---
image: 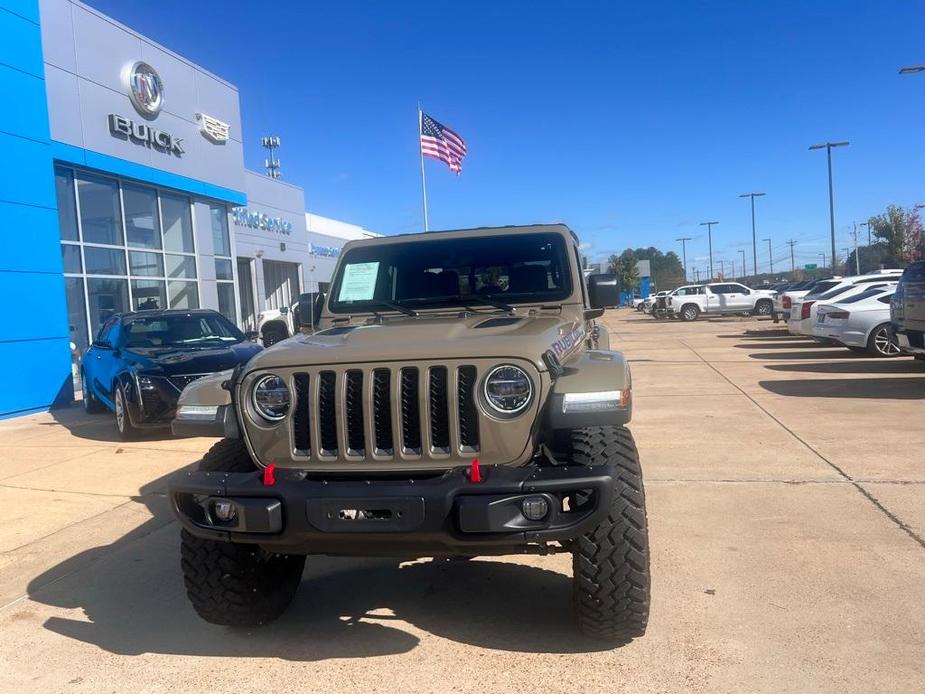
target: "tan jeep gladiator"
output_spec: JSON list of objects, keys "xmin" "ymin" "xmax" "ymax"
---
[{"xmin": 168, "ymin": 224, "xmax": 650, "ymax": 643}]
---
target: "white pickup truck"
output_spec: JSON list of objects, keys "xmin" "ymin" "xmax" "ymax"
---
[{"xmin": 666, "ymin": 282, "xmax": 776, "ymax": 321}]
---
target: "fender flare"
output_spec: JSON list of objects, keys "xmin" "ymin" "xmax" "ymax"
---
[{"xmin": 543, "ymin": 350, "xmax": 632, "ymax": 430}]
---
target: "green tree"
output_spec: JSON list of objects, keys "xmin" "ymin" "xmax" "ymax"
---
[
  {"xmin": 607, "ymin": 250, "xmax": 640, "ymax": 292},
  {"xmin": 868, "ymin": 204, "xmax": 922, "ymax": 264}
]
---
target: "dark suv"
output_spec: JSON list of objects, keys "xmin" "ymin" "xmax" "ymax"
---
[{"xmin": 891, "ymin": 260, "xmax": 925, "ymax": 359}]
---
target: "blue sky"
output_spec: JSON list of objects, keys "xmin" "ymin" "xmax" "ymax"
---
[{"xmin": 87, "ymin": 0, "xmax": 925, "ymax": 274}]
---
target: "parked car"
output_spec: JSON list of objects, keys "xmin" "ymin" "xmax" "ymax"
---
[
  {"xmin": 257, "ymin": 292, "xmax": 328, "ymax": 345},
  {"xmin": 80, "ymin": 309, "xmax": 262, "ymax": 440},
  {"xmin": 813, "ymin": 286, "xmax": 902, "ymax": 357},
  {"xmin": 642, "ymin": 290, "xmax": 669, "ymax": 315},
  {"xmin": 776, "ymin": 278, "xmax": 842, "ymax": 324},
  {"xmin": 788, "ymin": 271, "xmax": 903, "ymax": 336},
  {"xmin": 632, "ymin": 296, "xmax": 647, "ymax": 310},
  {"xmin": 891, "ymin": 260, "xmax": 925, "ymax": 359},
  {"xmin": 665, "ymin": 282, "xmax": 775, "ymax": 321}
]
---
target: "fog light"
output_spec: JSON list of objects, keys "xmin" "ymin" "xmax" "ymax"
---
[
  {"xmin": 212, "ymin": 499, "xmax": 237, "ymax": 522},
  {"xmin": 522, "ymin": 495, "xmax": 549, "ymax": 521}
]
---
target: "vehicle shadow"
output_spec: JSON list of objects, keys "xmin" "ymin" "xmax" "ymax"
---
[
  {"xmin": 759, "ymin": 377, "xmax": 925, "ymax": 399},
  {"xmin": 47, "ymin": 402, "xmax": 176, "ymax": 443},
  {"xmin": 747, "ymin": 350, "xmax": 867, "ymax": 360},
  {"xmin": 26, "ymin": 470, "xmax": 610, "ymax": 659},
  {"xmin": 764, "ymin": 360, "xmax": 925, "ymax": 375},
  {"xmin": 734, "ymin": 341, "xmax": 842, "ymax": 350},
  {"xmin": 717, "ymin": 328, "xmax": 788, "ymax": 340}
]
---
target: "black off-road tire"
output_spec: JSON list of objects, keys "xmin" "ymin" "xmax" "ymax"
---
[
  {"xmin": 180, "ymin": 438, "xmax": 306, "ymax": 626},
  {"xmin": 570, "ymin": 426, "xmax": 650, "ymax": 644}
]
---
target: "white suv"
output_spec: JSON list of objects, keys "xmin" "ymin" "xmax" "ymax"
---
[{"xmin": 667, "ymin": 282, "xmax": 775, "ymax": 321}]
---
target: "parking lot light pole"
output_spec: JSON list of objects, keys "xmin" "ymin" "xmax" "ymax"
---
[
  {"xmin": 819, "ymin": 252, "xmax": 826, "ymax": 271},
  {"xmin": 859, "ymin": 221, "xmax": 871, "ymax": 246},
  {"xmin": 738, "ymin": 249, "xmax": 746, "ymax": 281},
  {"xmin": 676, "ymin": 237, "xmax": 692, "ymax": 282},
  {"xmin": 762, "ymin": 237, "xmax": 773, "ymax": 273},
  {"xmin": 700, "ymin": 221, "xmax": 719, "ymax": 279},
  {"xmin": 739, "ymin": 192, "xmax": 765, "ymax": 277},
  {"xmin": 809, "ymin": 141, "xmax": 849, "ymax": 273}
]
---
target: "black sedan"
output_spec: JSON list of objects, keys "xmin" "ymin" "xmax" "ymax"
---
[{"xmin": 80, "ymin": 309, "xmax": 262, "ymax": 439}]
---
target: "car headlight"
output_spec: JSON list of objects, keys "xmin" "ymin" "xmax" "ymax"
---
[
  {"xmin": 483, "ymin": 365, "xmax": 533, "ymax": 415},
  {"xmin": 251, "ymin": 374, "xmax": 290, "ymax": 422}
]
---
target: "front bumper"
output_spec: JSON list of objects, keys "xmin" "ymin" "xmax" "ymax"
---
[{"xmin": 169, "ymin": 463, "xmax": 617, "ymax": 556}]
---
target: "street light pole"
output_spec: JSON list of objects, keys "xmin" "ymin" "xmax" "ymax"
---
[
  {"xmin": 676, "ymin": 237, "xmax": 692, "ymax": 282},
  {"xmin": 738, "ymin": 249, "xmax": 746, "ymax": 281},
  {"xmin": 819, "ymin": 252, "xmax": 826, "ymax": 271},
  {"xmin": 762, "ymin": 237, "xmax": 773, "ymax": 274},
  {"xmin": 700, "ymin": 221, "xmax": 719, "ymax": 279},
  {"xmin": 809, "ymin": 141, "xmax": 849, "ymax": 273},
  {"xmin": 739, "ymin": 192, "xmax": 766, "ymax": 277},
  {"xmin": 787, "ymin": 240, "xmax": 797, "ymax": 272},
  {"xmin": 859, "ymin": 221, "xmax": 871, "ymax": 246}
]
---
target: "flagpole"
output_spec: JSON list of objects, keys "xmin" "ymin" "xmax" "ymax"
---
[{"xmin": 418, "ymin": 104, "xmax": 429, "ymax": 232}]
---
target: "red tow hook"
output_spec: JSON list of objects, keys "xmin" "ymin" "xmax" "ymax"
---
[
  {"xmin": 262, "ymin": 463, "xmax": 277, "ymax": 486},
  {"xmin": 468, "ymin": 458, "xmax": 483, "ymax": 483}
]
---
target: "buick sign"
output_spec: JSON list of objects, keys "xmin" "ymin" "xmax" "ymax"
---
[
  {"xmin": 109, "ymin": 114, "xmax": 184, "ymax": 156},
  {"xmin": 122, "ymin": 61, "xmax": 164, "ymax": 117}
]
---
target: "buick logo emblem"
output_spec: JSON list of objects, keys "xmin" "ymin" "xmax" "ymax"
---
[{"xmin": 122, "ymin": 61, "xmax": 163, "ymax": 117}]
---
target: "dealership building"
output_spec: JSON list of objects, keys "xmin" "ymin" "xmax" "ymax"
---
[{"xmin": 1, "ymin": 0, "xmax": 376, "ymax": 418}]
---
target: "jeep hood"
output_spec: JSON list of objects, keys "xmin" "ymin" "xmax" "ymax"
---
[{"xmin": 242, "ymin": 313, "xmax": 587, "ymax": 373}]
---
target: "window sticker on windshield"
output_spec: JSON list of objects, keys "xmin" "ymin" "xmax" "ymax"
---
[{"xmin": 338, "ymin": 262, "xmax": 380, "ymax": 302}]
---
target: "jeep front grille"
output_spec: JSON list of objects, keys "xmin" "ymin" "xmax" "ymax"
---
[{"xmin": 289, "ymin": 364, "xmax": 482, "ymax": 463}]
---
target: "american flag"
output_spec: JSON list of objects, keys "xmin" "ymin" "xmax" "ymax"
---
[{"xmin": 420, "ymin": 112, "xmax": 467, "ymax": 174}]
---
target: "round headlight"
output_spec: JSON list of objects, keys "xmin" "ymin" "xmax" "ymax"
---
[
  {"xmin": 252, "ymin": 374, "xmax": 290, "ymax": 422},
  {"xmin": 483, "ymin": 365, "xmax": 533, "ymax": 415}
]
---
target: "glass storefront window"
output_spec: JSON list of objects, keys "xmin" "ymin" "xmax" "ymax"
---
[
  {"xmin": 166, "ymin": 254, "xmax": 197, "ymax": 279},
  {"xmin": 161, "ymin": 193, "xmax": 195, "ymax": 253},
  {"xmin": 168, "ymin": 281, "xmax": 199, "ymax": 309},
  {"xmin": 61, "ymin": 244, "xmax": 82, "ymax": 273},
  {"xmin": 87, "ymin": 277, "xmax": 129, "ymax": 335},
  {"xmin": 128, "ymin": 250, "xmax": 164, "ymax": 277},
  {"xmin": 84, "ymin": 246, "xmax": 127, "ymax": 276},
  {"xmin": 123, "ymin": 184, "xmax": 161, "ymax": 249},
  {"xmin": 210, "ymin": 205, "xmax": 231, "ymax": 256},
  {"xmin": 131, "ymin": 279, "xmax": 167, "ymax": 311},
  {"xmin": 65, "ymin": 277, "xmax": 88, "ymax": 354},
  {"xmin": 77, "ymin": 173, "xmax": 123, "ymax": 245},
  {"xmin": 215, "ymin": 258, "xmax": 233, "ymax": 280},
  {"xmin": 55, "ymin": 167, "xmax": 79, "ymax": 242},
  {"xmin": 217, "ymin": 283, "xmax": 236, "ymax": 323}
]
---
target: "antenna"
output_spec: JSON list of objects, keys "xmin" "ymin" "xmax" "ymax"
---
[{"xmin": 262, "ymin": 135, "xmax": 281, "ymax": 179}]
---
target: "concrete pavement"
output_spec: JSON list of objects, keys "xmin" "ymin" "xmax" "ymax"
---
[{"xmin": 1, "ymin": 311, "xmax": 923, "ymax": 692}]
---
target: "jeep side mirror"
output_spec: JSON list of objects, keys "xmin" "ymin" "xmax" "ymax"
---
[
  {"xmin": 588, "ymin": 273, "xmax": 620, "ymax": 310},
  {"xmin": 297, "ymin": 292, "xmax": 325, "ymax": 329}
]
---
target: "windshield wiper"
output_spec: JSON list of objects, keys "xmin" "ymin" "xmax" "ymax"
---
[
  {"xmin": 465, "ymin": 294, "xmax": 515, "ymax": 313},
  {"xmin": 368, "ymin": 299, "xmax": 419, "ymax": 317}
]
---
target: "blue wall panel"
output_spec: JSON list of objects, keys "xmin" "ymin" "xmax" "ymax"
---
[
  {"xmin": 0, "ymin": 0, "xmax": 73, "ymax": 417},
  {"xmin": 0, "ymin": 200, "xmax": 61, "ymax": 273}
]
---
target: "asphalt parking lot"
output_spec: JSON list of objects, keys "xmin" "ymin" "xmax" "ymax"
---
[{"xmin": 1, "ymin": 310, "xmax": 924, "ymax": 693}]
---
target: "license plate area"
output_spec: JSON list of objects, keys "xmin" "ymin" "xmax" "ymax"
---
[{"xmin": 307, "ymin": 497, "xmax": 425, "ymax": 533}]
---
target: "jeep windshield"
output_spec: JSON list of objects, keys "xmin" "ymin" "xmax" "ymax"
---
[{"xmin": 328, "ymin": 232, "xmax": 573, "ymax": 313}]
